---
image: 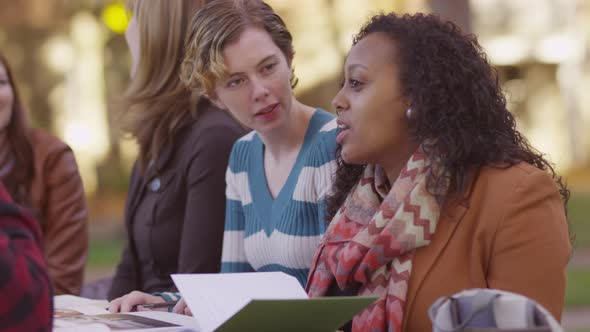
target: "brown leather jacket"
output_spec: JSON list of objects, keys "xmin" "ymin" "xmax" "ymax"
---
[{"xmin": 27, "ymin": 129, "xmax": 88, "ymax": 295}]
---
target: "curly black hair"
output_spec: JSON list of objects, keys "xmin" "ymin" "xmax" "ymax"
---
[{"xmin": 326, "ymin": 13, "xmax": 570, "ymax": 226}]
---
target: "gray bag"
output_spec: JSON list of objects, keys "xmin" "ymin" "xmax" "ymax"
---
[{"xmin": 428, "ymin": 289, "xmax": 563, "ymax": 332}]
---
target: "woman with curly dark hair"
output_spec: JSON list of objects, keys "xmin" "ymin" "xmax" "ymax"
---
[{"xmin": 306, "ymin": 12, "xmax": 571, "ymax": 332}]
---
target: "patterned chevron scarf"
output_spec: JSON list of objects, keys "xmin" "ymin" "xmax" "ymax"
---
[{"xmin": 306, "ymin": 149, "xmax": 448, "ymax": 332}]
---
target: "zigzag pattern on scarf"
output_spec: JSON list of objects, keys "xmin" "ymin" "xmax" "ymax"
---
[{"xmin": 306, "ymin": 149, "xmax": 448, "ymax": 332}]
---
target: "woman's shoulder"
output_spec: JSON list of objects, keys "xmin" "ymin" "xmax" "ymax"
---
[
  {"xmin": 187, "ymin": 105, "xmax": 245, "ymax": 138},
  {"xmin": 182, "ymin": 107, "xmax": 254, "ymax": 173},
  {"xmin": 28, "ymin": 128, "xmax": 70, "ymax": 153},
  {"xmin": 476, "ymin": 162, "xmax": 559, "ymax": 193},
  {"xmin": 28, "ymin": 128, "xmax": 75, "ymax": 166},
  {"xmin": 27, "ymin": 129, "xmax": 80, "ymax": 182},
  {"xmin": 226, "ymin": 131, "xmax": 257, "ymax": 172},
  {"xmin": 463, "ymin": 162, "xmax": 564, "ymax": 218},
  {"xmin": 304, "ymin": 110, "xmax": 338, "ymax": 166},
  {"xmin": 178, "ymin": 106, "xmax": 247, "ymax": 155},
  {"xmin": 456, "ymin": 162, "xmax": 568, "ymax": 252},
  {"xmin": 310, "ymin": 109, "xmax": 337, "ymax": 139},
  {"xmin": 310, "ymin": 109, "xmax": 336, "ymax": 131}
]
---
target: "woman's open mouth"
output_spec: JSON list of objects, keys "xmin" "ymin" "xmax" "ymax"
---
[
  {"xmin": 336, "ymin": 120, "xmax": 350, "ymax": 144},
  {"xmin": 254, "ymin": 103, "xmax": 279, "ymax": 120}
]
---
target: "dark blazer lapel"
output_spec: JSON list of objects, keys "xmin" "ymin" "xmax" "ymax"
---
[
  {"xmin": 122, "ymin": 139, "xmax": 177, "ymax": 289},
  {"xmin": 126, "ymin": 142, "xmax": 175, "ymax": 223},
  {"xmin": 155, "ymin": 140, "xmax": 174, "ymax": 173},
  {"xmin": 126, "ymin": 163, "xmax": 151, "ymax": 226},
  {"xmin": 125, "ymin": 162, "xmax": 143, "ymax": 224},
  {"xmin": 122, "ymin": 162, "xmax": 151, "ymax": 289}
]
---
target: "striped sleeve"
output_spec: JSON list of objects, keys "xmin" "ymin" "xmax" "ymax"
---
[
  {"xmin": 151, "ymin": 291, "xmax": 182, "ymax": 312},
  {"xmin": 221, "ymin": 140, "xmax": 255, "ymax": 273},
  {"xmin": 314, "ymin": 119, "xmax": 339, "ymax": 200},
  {"xmin": 294, "ymin": 118, "xmax": 339, "ymax": 225},
  {"xmin": 316, "ymin": 120, "xmax": 338, "ymax": 226}
]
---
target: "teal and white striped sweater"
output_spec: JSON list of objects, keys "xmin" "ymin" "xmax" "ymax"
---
[{"xmin": 221, "ymin": 109, "xmax": 338, "ymax": 287}]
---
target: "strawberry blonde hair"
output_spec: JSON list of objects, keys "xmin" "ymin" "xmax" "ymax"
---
[{"xmin": 181, "ymin": 0, "xmax": 297, "ymax": 98}]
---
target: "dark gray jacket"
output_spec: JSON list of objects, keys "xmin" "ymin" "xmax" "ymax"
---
[{"xmin": 108, "ymin": 103, "xmax": 245, "ymax": 300}]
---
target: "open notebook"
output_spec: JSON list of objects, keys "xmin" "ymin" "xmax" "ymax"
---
[{"xmin": 54, "ymin": 272, "xmax": 376, "ymax": 332}]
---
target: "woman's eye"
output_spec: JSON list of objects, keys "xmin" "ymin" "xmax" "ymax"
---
[
  {"xmin": 262, "ymin": 63, "xmax": 276, "ymax": 73},
  {"xmin": 227, "ymin": 78, "xmax": 243, "ymax": 88},
  {"xmin": 349, "ymin": 79, "xmax": 362, "ymax": 89}
]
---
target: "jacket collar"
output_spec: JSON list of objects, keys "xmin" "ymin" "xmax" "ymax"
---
[{"xmin": 402, "ymin": 170, "xmax": 480, "ymax": 330}]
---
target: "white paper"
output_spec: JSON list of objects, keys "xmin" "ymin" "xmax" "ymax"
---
[{"xmin": 172, "ymin": 272, "xmax": 308, "ymax": 332}]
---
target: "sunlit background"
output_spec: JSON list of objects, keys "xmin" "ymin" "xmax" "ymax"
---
[{"xmin": 1, "ymin": 1, "xmax": 589, "ymax": 330}]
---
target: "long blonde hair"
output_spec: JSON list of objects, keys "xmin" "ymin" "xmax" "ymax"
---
[
  {"xmin": 181, "ymin": 0, "xmax": 297, "ymax": 98},
  {"xmin": 120, "ymin": 0, "xmax": 205, "ymax": 173}
]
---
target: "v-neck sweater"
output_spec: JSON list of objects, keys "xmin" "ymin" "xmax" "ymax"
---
[{"xmin": 221, "ymin": 109, "xmax": 338, "ymax": 287}]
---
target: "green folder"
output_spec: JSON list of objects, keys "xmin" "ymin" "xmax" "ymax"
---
[{"xmin": 215, "ymin": 296, "xmax": 378, "ymax": 332}]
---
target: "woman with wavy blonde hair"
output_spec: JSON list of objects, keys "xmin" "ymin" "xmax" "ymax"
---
[
  {"xmin": 107, "ymin": 0, "xmax": 245, "ymax": 303},
  {"xmin": 109, "ymin": 0, "xmax": 340, "ymax": 313}
]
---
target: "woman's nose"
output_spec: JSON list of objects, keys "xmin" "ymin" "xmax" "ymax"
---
[
  {"xmin": 252, "ymin": 77, "xmax": 270, "ymax": 101},
  {"xmin": 332, "ymin": 92, "xmax": 348, "ymax": 116}
]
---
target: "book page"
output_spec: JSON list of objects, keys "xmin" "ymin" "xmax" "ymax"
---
[
  {"xmin": 54, "ymin": 323, "xmax": 110, "ymax": 332},
  {"xmin": 54, "ymin": 313, "xmax": 190, "ymax": 331},
  {"xmin": 172, "ymin": 272, "xmax": 308, "ymax": 332},
  {"xmin": 55, "ymin": 295, "xmax": 110, "ymax": 315},
  {"xmin": 54, "ymin": 295, "xmax": 200, "ymax": 332}
]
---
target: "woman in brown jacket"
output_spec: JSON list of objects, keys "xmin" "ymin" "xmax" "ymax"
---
[
  {"xmin": 306, "ymin": 13, "xmax": 572, "ymax": 331},
  {"xmin": 107, "ymin": 0, "xmax": 245, "ymax": 302},
  {"xmin": 0, "ymin": 52, "xmax": 88, "ymax": 295}
]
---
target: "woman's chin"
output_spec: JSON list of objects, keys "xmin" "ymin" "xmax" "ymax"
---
[{"xmin": 341, "ymin": 149, "xmax": 364, "ymax": 165}]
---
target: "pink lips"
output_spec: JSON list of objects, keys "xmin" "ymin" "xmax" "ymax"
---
[
  {"xmin": 336, "ymin": 119, "xmax": 350, "ymax": 144},
  {"xmin": 255, "ymin": 103, "xmax": 278, "ymax": 115},
  {"xmin": 336, "ymin": 129, "xmax": 349, "ymax": 144},
  {"xmin": 254, "ymin": 103, "xmax": 279, "ymax": 121}
]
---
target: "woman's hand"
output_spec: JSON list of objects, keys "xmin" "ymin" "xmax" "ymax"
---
[
  {"xmin": 108, "ymin": 291, "xmax": 165, "ymax": 313},
  {"xmin": 172, "ymin": 298, "xmax": 192, "ymax": 316}
]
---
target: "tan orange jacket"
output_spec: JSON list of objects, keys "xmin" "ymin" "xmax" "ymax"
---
[{"xmin": 402, "ymin": 163, "xmax": 570, "ymax": 331}]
